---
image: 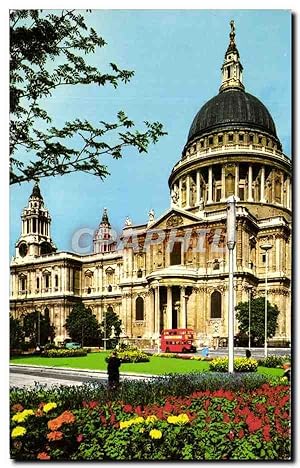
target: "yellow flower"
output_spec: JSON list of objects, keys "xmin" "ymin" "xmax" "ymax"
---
[
  {"xmin": 11, "ymin": 426, "xmax": 27, "ymax": 438},
  {"xmin": 132, "ymin": 416, "xmax": 144, "ymax": 425},
  {"xmin": 149, "ymin": 429, "xmax": 162, "ymax": 439},
  {"xmin": 12, "ymin": 409, "xmax": 34, "ymax": 423},
  {"xmin": 139, "ymin": 428, "xmax": 145, "ymax": 433},
  {"xmin": 167, "ymin": 415, "xmax": 178, "ymax": 424},
  {"xmin": 167, "ymin": 414, "xmax": 189, "ymax": 425},
  {"xmin": 43, "ymin": 402, "xmax": 57, "ymax": 413},
  {"xmin": 145, "ymin": 415, "xmax": 158, "ymax": 424},
  {"xmin": 177, "ymin": 413, "xmax": 190, "ymax": 425},
  {"xmin": 119, "ymin": 420, "xmax": 132, "ymax": 429}
]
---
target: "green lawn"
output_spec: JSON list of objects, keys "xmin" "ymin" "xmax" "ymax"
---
[{"xmin": 10, "ymin": 353, "xmax": 284, "ymax": 377}]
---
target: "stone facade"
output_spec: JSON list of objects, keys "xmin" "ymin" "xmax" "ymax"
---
[{"xmin": 10, "ymin": 23, "xmax": 291, "ymax": 347}]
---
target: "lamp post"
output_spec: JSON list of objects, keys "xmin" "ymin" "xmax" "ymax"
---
[
  {"xmin": 246, "ymin": 285, "xmax": 253, "ymax": 351},
  {"xmin": 227, "ymin": 195, "xmax": 238, "ymax": 373},
  {"xmin": 104, "ymin": 310, "xmax": 107, "ymax": 351},
  {"xmin": 260, "ymin": 243, "xmax": 272, "ymax": 358}
]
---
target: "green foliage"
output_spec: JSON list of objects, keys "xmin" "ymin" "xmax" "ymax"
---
[
  {"xmin": 42, "ymin": 348, "xmax": 87, "ymax": 358},
  {"xmin": 235, "ymin": 297, "xmax": 280, "ymax": 346},
  {"xmin": 10, "ymin": 10, "xmax": 166, "ymax": 185},
  {"xmin": 23, "ymin": 309, "xmax": 55, "ymax": 347},
  {"xmin": 10, "ymin": 381, "xmax": 290, "ymax": 460},
  {"xmin": 10, "ymin": 314, "xmax": 25, "ymax": 350},
  {"xmin": 65, "ymin": 303, "xmax": 101, "ymax": 347},
  {"xmin": 209, "ymin": 357, "xmax": 258, "ymax": 373},
  {"xmin": 100, "ymin": 309, "xmax": 122, "ymax": 349},
  {"xmin": 257, "ymin": 355, "xmax": 290, "ymax": 368}
]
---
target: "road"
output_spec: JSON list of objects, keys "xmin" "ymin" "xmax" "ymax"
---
[{"xmin": 10, "ymin": 365, "xmax": 155, "ymax": 389}]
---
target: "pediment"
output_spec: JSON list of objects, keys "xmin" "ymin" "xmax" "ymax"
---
[{"xmin": 147, "ymin": 207, "xmax": 201, "ymax": 231}]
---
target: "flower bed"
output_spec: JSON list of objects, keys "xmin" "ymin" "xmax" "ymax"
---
[
  {"xmin": 10, "ymin": 375, "xmax": 290, "ymax": 460},
  {"xmin": 209, "ymin": 357, "xmax": 258, "ymax": 372},
  {"xmin": 42, "ymin": 349, "xmax": 87, "ymax": 358},
  {"xmin": 106, "ymin": 350, "xmax": 150, "ymax": 363},
  {"xmin": 257, "ymin": 355, "xmax": 291, "ymax": 368}
]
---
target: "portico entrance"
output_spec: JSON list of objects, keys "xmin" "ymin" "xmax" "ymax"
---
[{"xmin": 152, "ymin": 284, "xmax": 193, "ymax": 333}]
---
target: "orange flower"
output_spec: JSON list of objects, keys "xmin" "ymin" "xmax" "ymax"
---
[
  {"xmin": 47, "ymin": 431, "xmax": 63, "ymax": 441},
  {"xmin": 35, "ymin": 409, "xmax": 44, "ymax": 417},
  {"xmin": 48, "ymin": 418, "xmax": 62, "ymax": 431},
  {"xmin": 37, "ymin": 452, "xmax": 51, "ymax": 460},
  {"xmin": 11, "ymin": 404, "xmax": 24, "ymax": 413},
  {"xmin": 60, "ymin": 411, "xmax": 75, "ymax": 424},
  {"xmin": 48, "ymin": 410, "xmax": 75, "ymax": 431}
]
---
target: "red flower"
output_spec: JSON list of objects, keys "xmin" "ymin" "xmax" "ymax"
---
[
  {"xmin": 123, "ymin": 404, "xmax": 133, "ymax": 413},
  {"xmin": 100, "ymin": 415, "xmax": 107, "ymax": 425},
  {"xmin": 77, "ymin": 434, "xmax": 84, "ymax": 443},
  {"xmin": 246, "ymin": 413, "xmax": 262, "ymax": 432},
  {"xmin": 205, "ymin": 416, "xmax": 211, "ymax": 423},
  {"xmin": 135, "ymin": 405, "xmax": 143, "ymax": 416},
  {"xmin": 238, "ymin": 429, "xmax": 245, "ymax": 439},
  {"xmin": 223, "ymin": 413, "xmax": 230, "ymax": 423},
  {"xmin": 228, "ymin": 430, "xmax": 235, "ymax": 440},
  {"xmin": 164, "ymin": 402, "xmax": 173, "ymax": 413},
  {"xmin": 88, "ymin": 400, "xmax": 99, "ymax": 409},
  {"xmin": 110, "ymin": 413, "xmax": 116, "ymax": 424},
  {"xmin": 203, "ymin": 399, "xmax": 211, "ymax": 410},
  {"xmin": 262, "ymin": 424, "xmax": 271, "ymax": 442},
  {"xmin": 37, "ymin": 452, "xmax": 51, "ymax": 460}
]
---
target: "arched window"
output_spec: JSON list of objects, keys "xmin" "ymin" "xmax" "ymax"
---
[
  {"xmin": 108, "ymin": 285, "xmax": 112, "ymax": 292},
  {"xmin": 211, "ymin": 290, "xmax": 222, "ymax": 318},
  {"xmin": 107, "ymin": 306, "xmax": 113, "ymax": 314},
  {"xmin": 137, "ymin": 269, "xmax": 143, "ymax": 278},
  {"xmin": 135, "ymin": 296, "xmax": 144, "ymax": 321}
]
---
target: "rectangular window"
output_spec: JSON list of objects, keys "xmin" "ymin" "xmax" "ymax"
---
[
  {"xmin": 239, "ymin": 187, "xmax": 244, "ymax": 201},
  {"xmin": 227, "ymin": 66, "xmax": 231, "ymax": 79},
  {"xmin": 170, "ymin": 242, "xmax": 182, "ymax": 266},
  {"xmin": 208, "ymin": 137, "xmax": 213, "ymax": 145},
  {"xmin": 45, "ymin": 275, "xmax": 49, "ymax": 288},
  {"xmin": 258, "ymin": 136, "xmax": 263, "ymax": 144},
  {"xmin": 262, "ymin": 253, "xmax": 266, "ymax": 263},
  {"xmin": 239, "ymin": 134, "xmax": 244, "ymax": 142},
  {"xmin": 228, "ymin": 134, "xmax": 234, "ymax": 142},
  {"xmin": 218, "ymin": 135, "xmax": 223, "ymax": 144},
  {"xmin": 36, "ymin": 277, "xmax": 39, "ymax": 289},
  {"xmin": 216, "ymin": 188, "xmax": 221, "ymax": 202},
  {"xmin": 249, "ymin": 134, "xmax": 254, "ymax": 143},
  {"xmin": 200, "ymin": 140, "xmax": 204, "ymax": 148}
]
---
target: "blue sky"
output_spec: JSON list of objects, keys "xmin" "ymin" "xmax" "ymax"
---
[{"xmin": 9, "ymin": 9, "xmax": 291, "ymax": 257}]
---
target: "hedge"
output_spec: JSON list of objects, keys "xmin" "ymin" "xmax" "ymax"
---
[{"xmin": 42, "ymin": 349, "xmax": 87, "ymax": 358}]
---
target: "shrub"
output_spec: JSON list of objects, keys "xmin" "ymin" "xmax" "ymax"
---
[
  {"xmin": 10, "ymin": 380, "xmax": 290, "ymax": 460},
  {"xmin": 209, "ymin": 357, "xmax": 258, "ymax": 372},
  {"xmin": 42, "ymin": 349, "xmax": 87, "ymax": 358},
  {"xmin": 257, "ymin": 355, "xmax": 290, "ymax": 368}
]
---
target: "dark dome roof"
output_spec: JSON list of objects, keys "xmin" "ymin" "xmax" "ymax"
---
[{"xmin": 187, "ymin": 89, "xmax": 279, "ymax": 143}]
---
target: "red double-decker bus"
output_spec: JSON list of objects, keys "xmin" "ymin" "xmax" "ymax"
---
[{"xmin": 160, "ymin": 328, "xmax": 197, "ymax": 353}]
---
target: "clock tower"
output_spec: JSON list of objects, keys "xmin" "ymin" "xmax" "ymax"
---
[{"xmin": 15, "ymin": 182, "xmax": 57, "ymax": 259}]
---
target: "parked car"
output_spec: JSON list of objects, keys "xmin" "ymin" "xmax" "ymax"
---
[{"xmin": 64, "ymin": 342, "xmax": 81, "ymax": 350}]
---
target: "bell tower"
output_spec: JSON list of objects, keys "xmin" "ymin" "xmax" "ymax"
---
[
  {"xmin": 15, "ymin": 182, "xmax": 57, "ymax": 259},
  {"xmin": 93, "ymin": 208, "xmax": 117, "ymax": 254},
  {"xmin": 219, "ymin": 20, "xmax": 244, "ymax": 93}
]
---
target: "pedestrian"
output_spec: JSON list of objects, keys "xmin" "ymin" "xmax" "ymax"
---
[
  {"xmin": 283, "ymin": 362, "xmax": 291, "ymax": 382},
  {"xmin": 107, "ymin": 351, "xmax": 121, "ymax": 389},
  {"xmin": 245, "ymin": 349, "xmax": 251, "ymax": 358}
]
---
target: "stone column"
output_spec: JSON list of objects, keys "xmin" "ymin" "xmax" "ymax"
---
[
  {"xmin": 167, "ymin": 286, "xmax": 173, "ymax": 329},
  {"xmin": 260, "ymin": 166, "xmax": 266, "ymax": 202},
  {"xmin": 208, "ymin": 166, "xmax": 213, "ymax": 203},
  {"xmin": 148, "ymin": 289, "xmax": 155, "ymax": 335},
  {"xmin": 221, "ymin": 165, "xmax": 226, "ymax": 201},
  {"xmin": 248, "ymin": 165, "xmax": 253, "ymax": 201},
  {"xmin": 286, "ymin": 177, "xmax": 290, "ymax": 209},
  {"xmin": 154, "ymin": 285, "xmax": 160, "ymax": 335},
  {"xmin": 180, "ymin": 286, "xmax": 186, "ymax": 328},
  {"xmin": 196, "ymin": 170, "xmax": 200, "ymax": 205},
  {"xmin": 234, "ymin": 164, "xmax": 239, "ymax": 197},
  {"xmin": 179, "ymin": 178, "xmax": 182, "ymax": 207},
  {"xmin": 186, "ymin": 175, "xmax": 190, "ymax": 208}
]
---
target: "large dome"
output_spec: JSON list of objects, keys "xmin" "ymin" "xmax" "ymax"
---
[{"xmin": 187, "ymin": 89, "xmax": 279, "ymax": 143}]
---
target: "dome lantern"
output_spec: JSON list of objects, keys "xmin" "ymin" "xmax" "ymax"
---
[{"xmin": 219, "ymin": 20, "xmax": 244, "ymax": 93}]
